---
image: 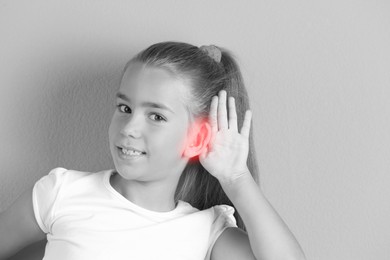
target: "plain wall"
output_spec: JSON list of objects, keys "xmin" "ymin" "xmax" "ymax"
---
[{"xmin": 1, "ymin": 0, "xmax": 389, "ymax": 259}]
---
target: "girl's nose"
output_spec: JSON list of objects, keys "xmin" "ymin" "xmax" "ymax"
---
[{"xmin": 120, "ymin": 115, "xmax": 142, "ymax": 138}]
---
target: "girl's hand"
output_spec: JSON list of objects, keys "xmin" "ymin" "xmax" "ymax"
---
[{"xmin": 199, "ymin": 90, "xmax": 252, "ymax": 186}]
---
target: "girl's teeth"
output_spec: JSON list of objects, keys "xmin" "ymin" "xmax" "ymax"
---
[{"xmin": 122, "ymin": 148, "xmax": 143, "ymax": 155}]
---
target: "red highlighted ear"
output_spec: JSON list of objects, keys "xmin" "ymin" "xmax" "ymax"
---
[{"xmin": 182, "ymin": 118, "xmax": 211, "ymax": 161}]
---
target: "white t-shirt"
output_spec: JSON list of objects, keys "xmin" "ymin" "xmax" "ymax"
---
[{"xmin": 32, "ymin": 168, "xmax": 237, "ymax": 260}]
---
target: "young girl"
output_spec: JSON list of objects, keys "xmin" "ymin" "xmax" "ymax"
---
[{"xmin": 0, "ymin": 42, "xmax": 305, "ymax": 260}]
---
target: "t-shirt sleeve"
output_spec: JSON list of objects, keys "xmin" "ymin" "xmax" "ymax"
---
[
  {"xmin": 205, "ymin": 205, "xmax": 238, "ymax": 260},
  {"xmin": 32, "ymin": 167, "xmax": 68, "ymax": 234}
]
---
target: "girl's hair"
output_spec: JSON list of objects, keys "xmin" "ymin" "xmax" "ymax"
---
[{"xmin": 124, "ymin": 42, "xmax": 259, "ymax": 230}]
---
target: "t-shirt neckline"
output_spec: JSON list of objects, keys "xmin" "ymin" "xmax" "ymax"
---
[{"xmin": 103, "ymin": 170, "xmax": 187, "ymax": 217}]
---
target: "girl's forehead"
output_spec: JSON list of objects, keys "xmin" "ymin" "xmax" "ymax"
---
[{"xmin": 119, "ymin": 63, "xmax": 191, "ymax": 114}]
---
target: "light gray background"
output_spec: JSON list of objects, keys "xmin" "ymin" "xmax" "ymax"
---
[{"xmin": 1, "ymin": 0, "xmax": 389, "ymax": 259}]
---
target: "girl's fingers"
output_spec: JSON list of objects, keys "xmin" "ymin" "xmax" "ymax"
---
[
  {"xmin": 218, "ymin": 90, "xmax": 228, "ymax": 130},
  {"xmin": 209, "ymin": 96, "xmax": 218, "ymax": 148},
  {"xmin": 228, "ymin": 96, "xmax": 238, "ymax": 131},
  {"xmin": 210, "ymin": 90, "xmax": 249, "ymax": 135},
  {"xmin": 240, "ymin": 110, "xmax": 252, "ymax": 138},
  {"xmin": 209, "ymin": 95, "xmax": 219, "ymax": 139}
]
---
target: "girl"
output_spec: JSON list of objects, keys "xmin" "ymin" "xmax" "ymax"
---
[{"xmin": 0, "ymin": 42, "xmax": 305, "ymax": 260}]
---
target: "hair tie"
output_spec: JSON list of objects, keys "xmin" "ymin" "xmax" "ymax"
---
[{"xmin": 199, "ymin": 45, "xmax": 222, "ymax": 63}]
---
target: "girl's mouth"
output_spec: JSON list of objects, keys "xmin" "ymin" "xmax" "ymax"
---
[
  {"xmin": 117, "ymin": 146, "xmax": 147, "ymax": 159},
  {"xmin": 121, "ymin": 147, "xmax": 144, "ymax": 155}
]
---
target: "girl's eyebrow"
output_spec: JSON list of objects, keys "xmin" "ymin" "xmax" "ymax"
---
[{"xmin": 116, "ymin": 92, "xmax": 175, "ymax": 114}]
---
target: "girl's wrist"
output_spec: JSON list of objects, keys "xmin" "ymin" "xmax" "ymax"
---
[{"xmin": 218, "ymin": 168, "xmax": 254, "ymax": 193}]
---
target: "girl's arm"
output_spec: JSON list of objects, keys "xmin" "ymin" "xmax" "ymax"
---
[
  {"xmin": 0, "ymin": 187, "xmax": 46, "ymax": 259},
  {"xmin": 212, "ymin": 172, "xmax": 306, "ymax": 260},
  {"xmin": 200, "ymin": 90, "xmax": 306, "ymax": 260}
]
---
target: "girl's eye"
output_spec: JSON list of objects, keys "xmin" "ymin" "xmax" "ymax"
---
[
  {"xmin": 149, "ymin": 113, "xmax": 166, "ymax": 122},
  {"xmin": 117, "ymin": 104, "xmax": 131, "ymax": 113}
]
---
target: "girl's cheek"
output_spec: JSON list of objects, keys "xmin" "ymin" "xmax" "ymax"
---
[{"xmin": 170, "ymin": 128, "xmax": 189, "ymax": 155}]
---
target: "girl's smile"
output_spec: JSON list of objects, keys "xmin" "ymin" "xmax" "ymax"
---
[{"xmin": 116, "ymin": 146, "xmax": 146, "ymax": 161}]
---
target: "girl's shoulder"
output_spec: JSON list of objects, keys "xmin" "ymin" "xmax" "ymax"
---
[
  {"xmin": 32, "ymin": 168, "xmax": 113, "ymax": 233},
  {"xmin": 183, "ymin": 203, "xmax": 237, "ymax": 228},
  {"xmin": 176, "ymin": 202, "xmax": 236, "ymax": 227},
  {"xmin": 35, "ymin": 167, "xmax": 112, "ymax": 188}
]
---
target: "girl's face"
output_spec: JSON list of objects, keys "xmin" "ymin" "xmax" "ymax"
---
[{"xmin": 108, "ymin": 62, "xmax": 192, "ymax": 183}]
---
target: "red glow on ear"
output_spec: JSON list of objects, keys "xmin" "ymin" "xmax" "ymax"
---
[{"xmin": 181, "ymin": 117, "xmax": 210, "ymax": 162}]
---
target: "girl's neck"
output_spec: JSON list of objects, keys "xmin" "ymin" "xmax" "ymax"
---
[{"xmin": 110, "ymin": 172, "xmax": 178, "ymax": 212}]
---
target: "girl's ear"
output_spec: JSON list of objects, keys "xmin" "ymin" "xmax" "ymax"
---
[{"xmin": 183, "ymin": 118, "xmax": 211, "ymax": 160}]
